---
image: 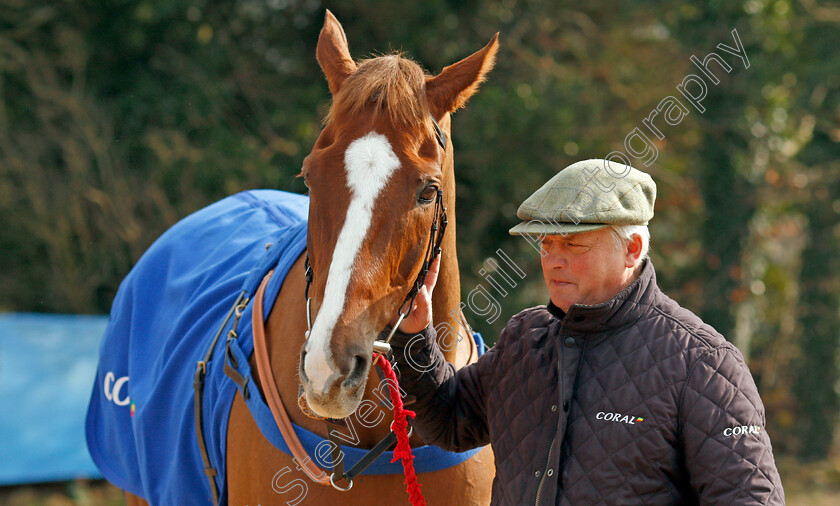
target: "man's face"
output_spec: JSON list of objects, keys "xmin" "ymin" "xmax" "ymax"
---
[{"xmin": 540, "ymin": 228, "xmax": 635, "ymax": 313}]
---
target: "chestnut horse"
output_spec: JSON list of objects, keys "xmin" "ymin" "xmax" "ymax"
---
[{"xmin": 124, "ymin": 11, "xmax": 498, "ymax": 505}]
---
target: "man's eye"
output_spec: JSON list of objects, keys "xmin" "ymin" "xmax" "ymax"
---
[{"xmin": 419, "ymin": 186, "xmax": 437, "ymax": 203}]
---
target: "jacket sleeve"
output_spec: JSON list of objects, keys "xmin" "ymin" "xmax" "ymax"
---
[
  {"xmin": 679, "ymin": 344, "xmax": 785, "ymax": 505},
  {"xmin": 388, "ymin": 323, "xmax": 502, "ymax": 452}
]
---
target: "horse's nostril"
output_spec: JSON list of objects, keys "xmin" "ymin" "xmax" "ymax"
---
[{"xmin": 343, "ymin": 355, "xmax": 369, "ymax": 389}]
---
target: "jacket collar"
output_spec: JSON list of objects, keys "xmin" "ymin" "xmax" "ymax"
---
[
  {"xmin": 550, "ymin": 259, "xmax": 658, "ymax": 335},
  {"xmin": 546, "ymin": 300, "xmax": 566, "ymax": 320}
]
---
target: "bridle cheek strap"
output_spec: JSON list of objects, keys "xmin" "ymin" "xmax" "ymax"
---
[{"xmin": 252, "ymin": 270, "xmax": 332, "ymax": 486}]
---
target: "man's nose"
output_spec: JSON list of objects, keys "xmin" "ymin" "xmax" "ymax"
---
[
  {"xmin": 544, "ymin": 248, "xmax": 566, "ymax": 268},
  {"xmin": 550, "ymin": 257, "xmax": 566, "ymax": 269}
]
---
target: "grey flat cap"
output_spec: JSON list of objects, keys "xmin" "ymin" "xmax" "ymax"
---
[{"xmin": 509, "ymin": 159, "xmax": 656, "ymax": 236}]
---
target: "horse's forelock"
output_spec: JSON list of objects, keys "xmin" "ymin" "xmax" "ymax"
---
[{"xmin": 326, "ymin": 54, "xmax": 433, "ymax": 137}]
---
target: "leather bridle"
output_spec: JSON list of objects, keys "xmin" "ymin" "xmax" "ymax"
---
[{"xmin": 301, "ymin": 114, "xmax": 448, "ymax": 361}]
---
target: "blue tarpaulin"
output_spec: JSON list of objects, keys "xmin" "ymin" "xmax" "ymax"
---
[{"xmin": 0, "ymin": 313, "xmax": 106, "ymax": 485}]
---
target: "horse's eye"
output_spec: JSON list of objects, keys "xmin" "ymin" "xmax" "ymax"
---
[{"xmin": 418, "ymin": 185, "xmax": 437, "ymax": 204}]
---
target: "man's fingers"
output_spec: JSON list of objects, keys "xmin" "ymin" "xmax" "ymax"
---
[
  {"xmin": 424, "ymin": 253, "xmax": 442, "ymax": 292},
  {"xmin": 393, "ymin": 255, "xmax": 440, "ymax": 334}
]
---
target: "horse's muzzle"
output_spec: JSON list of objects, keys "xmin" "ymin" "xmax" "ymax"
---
[{"xmin": 299, "ymin": 344, "xmax": 370, "ymax": 419}]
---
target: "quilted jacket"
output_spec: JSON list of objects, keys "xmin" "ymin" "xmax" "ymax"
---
[{"xmin": 389, "ymin": 260, "xmax": 785, "ymax": 505}]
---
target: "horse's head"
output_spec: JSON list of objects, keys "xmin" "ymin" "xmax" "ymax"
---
[{"xmin": 299, "ymin": 11, "xmax": 498, "ymax": 419}]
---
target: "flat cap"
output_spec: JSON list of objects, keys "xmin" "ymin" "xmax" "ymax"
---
[{"xmin": 509, "ymin": 159, "xmax": 656, "ymax": 236}]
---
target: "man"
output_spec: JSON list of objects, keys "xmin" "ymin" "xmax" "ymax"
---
[{"xmin": 388, "ymin": 159, "xmax": 785, "ymax": 505}]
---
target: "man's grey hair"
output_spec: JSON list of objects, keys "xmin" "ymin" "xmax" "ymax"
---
[{"xmin": 608, "ymin": 224, "xmax": 650, "ymax": 267}]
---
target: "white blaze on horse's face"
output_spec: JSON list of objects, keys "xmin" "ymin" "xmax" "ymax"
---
[{"xmin": 304, "ymin": 132, "xmax": 400, "ymax": 395}]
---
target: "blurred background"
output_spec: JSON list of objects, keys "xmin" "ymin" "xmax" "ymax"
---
[{"xmin": 1, "ymin": 0, "xmax": 838, "ymax": 503}]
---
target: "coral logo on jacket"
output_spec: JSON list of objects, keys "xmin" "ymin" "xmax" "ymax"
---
[
  {"xmin": 104, "ymin": 371, "xmax": 130, "ymax": 407},
  {"xmin": 596, "ymin": 411, "xmax": 644, "ymax": 425},
  {"xmin": 723, "ymin": 425, "xmax": 762, "ymax": 437}
]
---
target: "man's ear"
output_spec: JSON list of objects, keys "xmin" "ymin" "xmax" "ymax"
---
[
  {"xmin": 625, "ymin": 233, "xmax": 644, "ymax": 268},
  {"xmin": 425, "ymin": 33, "xmax": 499, "ymax": 119},
  {"xmin": 316, "ymin": 10, "xmax": 357, "ymax": 96}
]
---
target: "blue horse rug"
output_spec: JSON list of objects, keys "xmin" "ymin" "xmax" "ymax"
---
[{"xmin": 85, "ymin": 190, "xmax": 485, "ymax": 504}]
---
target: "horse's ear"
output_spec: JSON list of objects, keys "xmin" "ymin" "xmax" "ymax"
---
[
  {"xmin": 426, "ymin": 33, "xmax": 499, "ymax": 119},
  {"xmin": 317, "ymin": 10, "xmax": 357, "ymax": 96}
]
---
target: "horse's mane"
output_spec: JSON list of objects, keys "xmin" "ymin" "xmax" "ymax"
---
[{"xmin": 326, "ymin": 54, "xmax": 433, "ymax": 136}]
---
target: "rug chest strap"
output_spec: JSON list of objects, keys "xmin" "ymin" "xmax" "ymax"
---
[
  {"xmin": 223, "ymin": 345, "xmax": 250, "ymax": 400},
  {"xmin": 194, "ymin": 367, "xmax": 219, "ymax": 506},
  {"xmin": 326, "ymin": 423, "xmax": 401, "ymax": 484},
  {"xmin": 194, "ymin": 290, "xmax": 246, "ymax": 506},
  {"xmin": 327, "ymin": 429, "xmax": 346, "ymax": 481}
]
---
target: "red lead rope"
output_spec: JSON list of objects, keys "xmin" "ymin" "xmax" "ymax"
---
[{"xmin": 375, "ymin": 354, "xmax": 427, "ymax": 506}]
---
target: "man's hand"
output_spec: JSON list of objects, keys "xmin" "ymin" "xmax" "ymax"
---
[{"xmin": 391, "ymin": 253, "xmax": 441, "ymax": 335}]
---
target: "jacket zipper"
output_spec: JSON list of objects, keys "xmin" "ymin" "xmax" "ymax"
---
[{"xmin": 534, "ymin": 434, "xmax": 556, "ymax": 505}]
